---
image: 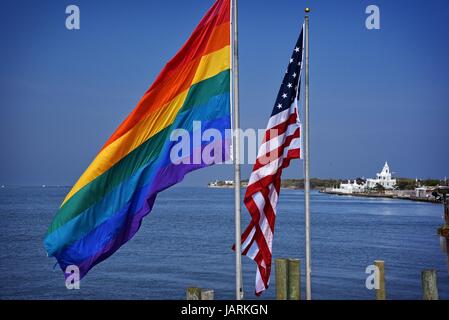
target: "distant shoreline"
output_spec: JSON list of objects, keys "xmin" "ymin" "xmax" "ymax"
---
[
  {"xmin": 207, "ymin": 178, "xmax": 446, "ymax": 204},
  {"xmin": 208, "ymin": 185, "xmax": 303, "ymax": 190},
  {"xmin": 207, "ymin": 178, "xmax": 343, "ymax": 190},
  {"xmin": 208, "ymin": 178, "xmax": 447, "ymax": 189},
  {"xmin": 319, "ymin": 189, "xmax": 440, "ymax": 204}
]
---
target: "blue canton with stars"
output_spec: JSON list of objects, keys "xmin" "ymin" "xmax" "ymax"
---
[{"xmin": 271, "ymin": 28, "xmax": 304, "ymax": 117}]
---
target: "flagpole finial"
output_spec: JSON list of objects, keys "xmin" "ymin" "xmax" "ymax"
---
[{"xmin": 305, "ymin": 7, "xmax": 311, "ymax": 13}]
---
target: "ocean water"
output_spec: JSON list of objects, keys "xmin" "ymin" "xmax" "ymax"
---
[{"xmin": 0, "ymin": 186, "xmax": 448, "ymax": 300}]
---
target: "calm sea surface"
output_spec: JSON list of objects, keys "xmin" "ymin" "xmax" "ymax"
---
[{"xmin": 0, "ymin": 186, "xmax": 448, "ymax": 300}]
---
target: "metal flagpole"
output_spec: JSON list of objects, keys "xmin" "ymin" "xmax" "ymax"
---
[
  {"xmin": 304, "ymin": 8, "xmax": 312, "ymax": 300},
  {"xmin": 231, "ymin": 0, "xmax": 244, "ymax": 300}
]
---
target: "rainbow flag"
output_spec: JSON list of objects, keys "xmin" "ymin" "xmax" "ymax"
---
[{"xmin": 44, "ymin": 0, "xmax": 231, "ymax": 279}]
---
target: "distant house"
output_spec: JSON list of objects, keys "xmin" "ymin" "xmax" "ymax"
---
[
  {"xmin": 366, "ymin": 162, "xmax": 397, "ymax": 190},
  {"xmin": 336, "ymin": 180, "xmax": 366, "ymax": 194},
  {"xmin": 208, "ymin": 180, "xmax": 234, "ymax": 187},
  {"xmin": 332, "ymin": 162, "xmax": 397, "ymax": 194},
  {"xmin": 415, "ymin": 186, "xmax": 429, "ymax": 198}
]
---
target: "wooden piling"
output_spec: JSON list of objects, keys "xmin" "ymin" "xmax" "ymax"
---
[
  {"xmin": 186, "ymin": 287, "xmax": 202, "ymax": 300},
  {"xmin": 444, "ymin": 195, "xmax": 449, "ymax": 225},
  {"xmin": 374, "ymin": 260, "xmax": 386, "ymax": 300},
  {"xmin": 275, "ymin": 258, "xmax": 288, "ymax": 300},
  {"xmin": 288, "ymin": 259, "xmax": 301, "ymax": 300},
  {"xmin": 445, "ymin": 197, "xmax": 449, "ymax": 277},
  {"xmin": 200, "ymin": 289, "xmax": 214, "ymax": 300},
  {"xmin": 186, "ymin": 288, "xmax": 215, "ymax": 300},
  {"xmin": 422, "ymin": 270, "xmax": 439, "ymax": 300},
  {"xmin": 446, "ymin": 237, "xmax": 449, "ymax": 278}
]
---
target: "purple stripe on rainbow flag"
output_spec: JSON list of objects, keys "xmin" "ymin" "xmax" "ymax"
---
[{"xmin": 60, "ymin": 137, "xmax": 231, "ymax": 279}]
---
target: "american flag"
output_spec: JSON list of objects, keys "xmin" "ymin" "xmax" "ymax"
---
[{"xmin": 239, "ymin": 27, "xmax": 304, "ymax": 295}]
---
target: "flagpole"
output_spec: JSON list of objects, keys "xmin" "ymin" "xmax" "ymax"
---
[
  {"xmin": 231, "ymin": 0, "xmax": 244, "ymax": 300},
  {"xmin": 304, "ymin": 8, "xmax": 312, "ymax": 300}
]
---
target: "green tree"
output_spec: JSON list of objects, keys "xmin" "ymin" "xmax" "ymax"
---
[
  {"xmin": 421, "ymin": 179, "xmax": 440, "ymax": 187},
  {"xmin": 374, "ymin": 183, "xmax": 386, "ymax": 193},
  {"xmin": 396, "ymin": 178, "xmax": 416, "ymax": 190}
]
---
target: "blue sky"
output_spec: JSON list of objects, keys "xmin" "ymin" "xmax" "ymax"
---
[{"xmin": 0, "ymin": 0, "xmax": 448, "ymax": 186}]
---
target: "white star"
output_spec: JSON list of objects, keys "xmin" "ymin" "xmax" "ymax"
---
[
  {"xmin": 287, "ymin": 83, "xmax": 293, "ymax": 88},
  {"xmin": 292, "ymin": 72, "xmax": 297, "ymax": 78},
  {"xmin": 282, "ymin": 93, "xmax": 287, "ymax": 99},
  {"xmin": 298, "ymin": 61, "xmax": 301, "ymax": 66},
  {"xmin": 289, "ymin": 58, "xmax": 293, "ymax": 64},
  {"xmin": 295, "ymin": 47, "xmax": 300, "ymax": 52},
  {"xmin": 277, "ymin": 103, "xmax": 283, "ymax": 109}
]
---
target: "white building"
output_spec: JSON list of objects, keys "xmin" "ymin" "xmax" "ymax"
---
[
  {"xmin": 332, "ymin": 162, "xmax": 397, "ymax": 194},
  {"xmin": 366, "ymin": 162, "xmax": 396, "ymax": 190},
  {"xmin": 208, "ymin": 180, "xmax": 234, "ymax": 187},
  {"xmin": 415, "ymin": 186, "xmax": 429, "ymax": 198},
  {"xmin": 335, "ymin": 180, "xmax": 366, "ymax": 194}
]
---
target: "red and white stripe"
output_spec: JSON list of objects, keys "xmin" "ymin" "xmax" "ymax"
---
[{"xmin": 241, "ymin": 101, "xmax": 301, "ymax": 295}]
